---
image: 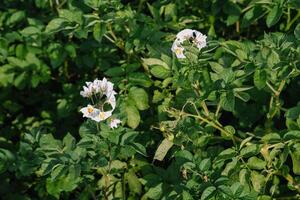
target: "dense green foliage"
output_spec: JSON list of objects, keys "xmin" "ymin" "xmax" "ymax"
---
[{"xmin": 1, "ymin": 0, "xmax": 300, "ymax": 199}]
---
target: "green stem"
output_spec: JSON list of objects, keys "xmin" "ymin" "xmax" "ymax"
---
[
  {"xmin": 182, "ymin": 112, "xmax": 242, "ymax": 143},
  {"xmin": 215, "ymin": 101, "xmax": 221, "ymax": 117},
  {"xmin": 276, "ymin": 172, "xmax": 300, "ymax": 193},
  {"xmin": 285, "ymin": 10, "xmax": 300, "ymax": 31},
  {"xmin": 104, "ymin": 34, "xmax": 115, "ymax": 44},
  {"xmin": 122, "ymin": 173, "xmax": 126, "ymax": 200}
]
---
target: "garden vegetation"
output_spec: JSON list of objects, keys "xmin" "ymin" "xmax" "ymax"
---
[{"xmin": 1, "ymin": 0, "xmax": 300, "ymax": 199}]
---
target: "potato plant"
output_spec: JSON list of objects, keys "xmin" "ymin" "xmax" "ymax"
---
[{"xmin": 0, "ymin": 0, "xmax": 300, "ymax": 199}]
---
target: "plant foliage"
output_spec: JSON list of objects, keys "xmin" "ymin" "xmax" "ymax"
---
[{"xmin": 1, "ymin": 0, "xmax": 300, "ymax": 199}]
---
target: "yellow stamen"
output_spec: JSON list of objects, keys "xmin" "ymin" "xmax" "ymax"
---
[
  {"xmin": 175, "ymin": 48, "xmax": 183, "ymax": 55},
  {"xmin": 99, "ymin": 112, "xmax": 105, "ymax": 120},
  {"xmin": 88, "ymin": 107, "xmax": 94, "ymax": 113}
]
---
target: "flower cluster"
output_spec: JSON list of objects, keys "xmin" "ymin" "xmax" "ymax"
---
[
  {"xmin": 171, "ymin": 29, "xmax": 207, "ymax": 58},
  {"xmin": 80, "ymin": 78, "xmax": 121, "ymax": 129}
]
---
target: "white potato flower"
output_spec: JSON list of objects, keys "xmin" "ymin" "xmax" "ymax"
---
[
  {"xmin": 171, "ymin": 42, "xmax": 186, "ymax": 59},
  {"xmin": 80, "ymin": 78, "xmax": 116, "ymax": 98},
  {"xmin": 171, "ymin": 29, "xmax": 207, "ymax": 59},
  {"xmin": 106, "ymin": 94, "xmax": 116, "ymax": 110},
  {"xmin": 109, "ymin": 118, "xmax": 122, "ymax": 129},
  {"xmin": 80, "ymin": 105, "xmax": 99, "ymax": 119},
  {"xmin": 175, "ymin": 29, "xmax": 194, "ymax": 42},
  {"xmin": 80, "ymin": 82, "xmax": 93, "ymax": 98},
  {"xmin": 80, "ymin": 77, "xmax": 120, "ymax": 124},
  {"xmin": 93, "ymin": 111, "xmax": 112, "ymax": 122},
  {"xmin": 193, "ymin": 31, "xmax": 207, "ymax": 49}
]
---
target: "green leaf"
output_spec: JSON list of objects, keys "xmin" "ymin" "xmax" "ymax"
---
[
  {"xmin": 247, "ymin": 157, "xmax": 266, "ymax": 170},
  {"xmin": 142, "ymin": 58, "xmax": 169, "ymax": 69},
  {"xmin": 261, "ymin": 133, "xmax": 281, "ymax": 143},
  {"xmin": 132, "ymin": 142, "xmax": 147, "ymax": 156},
  {"xmin": 126, "ymin": 170, "xmax": 142, "ymax": 194},
  {"xmin": 104, "ymin": 67, "xmax": 125, "ymax": 77},
  {"xmin": 266, "ymin": 5, "xmax": 282, "ymax": 28},
  {"xmin": 239, "ymin": 168, "xmax": 250, "ymax": 186},
  {"xmin": 120, "ymin": 131, "xmax": 138, "ymax": 145},
  {"xmin": 288, "ymin": 0, "xmax": 300, "ymax": 9},
  {"xmin": 217, "ymin": 148, "xmax": 237, "ymax": 161},
  {"xmin": 199, "ymin": 158, "xmax": 211, "ymax": 171},
  {"xmin": 45, "ymin": 18, "xmax": 68, "ymax": 34},
  {"xmin": 51, "ymin": 164, "xmax": 66, "ymax": 181},
  {"xmin": 129, "ymin": 87, "xmax": 149, "ymax": 110},
  {"xmin": 7, "ymin": 11, "xmax": 26, "ymax": 25},
  {"xmin": 224, "ymin": 125, "xmax": 235, "ymax": 135},
  {"xmin": 201, "ymin": 186, "xmax": 216, "ymax": 200},
  {"xmin": 284, "ymin": 130, "xmax": 300, "ymax": 140},
  {"xmin": 220, "ymin": 91, "xmax": 235, "ymax": 112},
  {"xmin": 63, "ymin": 133, "xmax": 76, "ymax": 151},
  {"xmin": 240, "ymin": 144, "xmax": 261, "ymax": 158},
  {"xmin": 79, "ymin": 121, "xmax": 97, "ymax": 137},
  {"xmin": 241, "ymin": 6, "xmax": 264, "ymax": 28},
  {"xmin": 128, "ymin": 72, "xmax": 152, "ymax": 88},
  {"xmin": 0, "ymin": 149, "xmax": 15, "ymax": 174},
  {"xmin": 57, "ymin": 99, "xmax": 70, "ymax": 118},
  {"xmin": 291, "ymin": 151, "xmax": 300, "ymax": 175},
  {"xmin": 222, "ymin": 158, "xmax": 238, "ymax": 176},
  {"xmin": 251, "ymin": 171, "xmax": 265, "ymax": 192},
  {"xmin": 254, "ymin": 69, "xmax": 267, "ymax": 89},
  {"xmin": 153, "ymin": 90, "xmax": 165, "ymax": 103},
  {"xmin": 182, "ymin": 190, "xmax": 194, "ymax": 200},
  {"xmin": 209, "ymin": 62, "xmax": 223, "ymax": 74},
  {"xmin": 93, "ymin": 22, "xmax": 106, "ymax": 42},
  {"xmin": 153, "ymin": 138, "xmax": 173, "ymax": 161},
  {"xmin": 14, "ymin": 72, "xmax": 28, "ymax": 89},
  {"xmin": 125, "ymin": 103, "xmax": 140, "ymax": 129},
  {"xmin": 58, "ymin": 9, "xmax": 82, "ymax": 24},
  {"xmin": 286, "ymin": 105, "xmax": 300, "ymax": 119},
  {"xmin": 21, "ymin": 26, "xmax": 41, "ymax": 36},
  {"xmin": 150, "ymin": 65, "xmax": 171, "ymax": 79},
  {"xmin": 145, "ymin": 183, "xmax": 163, "ymax": 199}
]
